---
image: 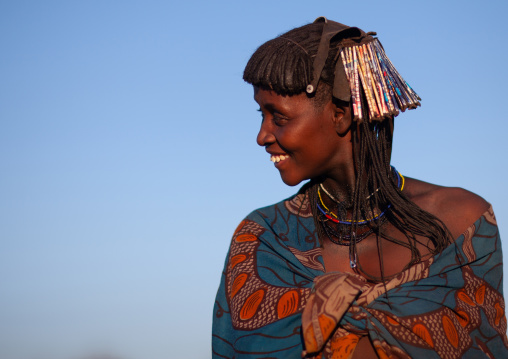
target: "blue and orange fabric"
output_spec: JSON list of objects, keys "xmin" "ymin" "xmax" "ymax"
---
[{"xmin": 212, "ymin": 191, "xmax": 508, "ymax": 358}]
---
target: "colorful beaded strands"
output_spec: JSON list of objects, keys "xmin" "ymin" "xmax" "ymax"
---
[
  {"xmin": 315, "ymin": 167, "xmax": 405, "ymax": 249},
  {"xmin": 306, "ymin": 17, "xmax": 421, "ymax": 122}
]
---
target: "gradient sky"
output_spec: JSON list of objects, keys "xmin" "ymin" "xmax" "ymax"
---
[{"xmin": 1, "ymin": 1, "xmax": 508, "ymax": 358}]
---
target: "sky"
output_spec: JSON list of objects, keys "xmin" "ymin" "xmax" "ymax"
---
[{"xmin": 1, "ymin": 1, "xmax": 508, "ymax": 358}]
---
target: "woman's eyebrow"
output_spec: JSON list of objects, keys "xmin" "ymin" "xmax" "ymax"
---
[{"xmin": 262, "ymin": 103, "xmax": 278, "ymax": 113}]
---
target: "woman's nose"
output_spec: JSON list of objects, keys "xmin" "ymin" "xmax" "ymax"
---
[{"xmin": 256, "ymin": 120, "xmax": 276, "ymax": 147}]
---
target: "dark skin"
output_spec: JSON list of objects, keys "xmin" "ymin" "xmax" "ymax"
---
[{"xmin": 255, "ymin": 87, "xmax": 490, "ymax": 358}]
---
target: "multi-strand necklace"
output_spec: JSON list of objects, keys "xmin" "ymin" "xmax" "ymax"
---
[
  {"xmin": 315, "ymin": 168, "xmax": 404, "ymax": 269},
  {"xmin": 315, "ymin": 168, "xmax": 404, "ymax": 246}
]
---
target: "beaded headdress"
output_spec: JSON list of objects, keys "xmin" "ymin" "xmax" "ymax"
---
[{"xmin": 307, "ymin": 17, "xmax": 421, "ymax": 122}]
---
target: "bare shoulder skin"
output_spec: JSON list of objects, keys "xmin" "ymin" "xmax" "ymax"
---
[
  {"xmin": 403, "ymin": 177, "xmax": 490, "ymax": 240},
  {"xmin": 322, "ymin": 177, "xmax": 490, "ymax": 280}
]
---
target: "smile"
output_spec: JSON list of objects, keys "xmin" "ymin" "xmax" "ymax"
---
[{"xmin": 270, "ymin": 154, "xmax": 289, "ymax": 163}]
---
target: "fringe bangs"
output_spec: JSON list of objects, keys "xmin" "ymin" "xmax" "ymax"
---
[{"xmin": 243, "ymin": 37, "xmax": 313, "ymax": 95}]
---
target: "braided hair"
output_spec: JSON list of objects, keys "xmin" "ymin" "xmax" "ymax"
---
[{"xmin": 243, "ymin": 21, "xmax": 452, "ymax": 279}]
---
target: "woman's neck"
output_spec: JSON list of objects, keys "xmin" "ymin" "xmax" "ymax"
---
[{"xmin": 319, "ymin": 163, "xmax": 358, "ymax": 205}]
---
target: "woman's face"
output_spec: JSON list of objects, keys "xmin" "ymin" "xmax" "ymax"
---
[{"xmin": 254, "ymin": 87, "xmax": 352, "ymax": 186}]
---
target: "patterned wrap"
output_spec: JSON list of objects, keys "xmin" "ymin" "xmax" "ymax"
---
[{"xmin": 212, "ymin": 192, "xmax": 508, "ymax": 358}]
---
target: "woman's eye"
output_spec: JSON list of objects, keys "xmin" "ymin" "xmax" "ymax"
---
[{"xmin": 273, "ymin": 115, "xmax": 288, "ymax": 125}]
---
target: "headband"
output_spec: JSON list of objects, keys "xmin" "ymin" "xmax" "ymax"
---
[{"xmin": 306, "ymin": 17, "xmax": 421, "ymax": 122}]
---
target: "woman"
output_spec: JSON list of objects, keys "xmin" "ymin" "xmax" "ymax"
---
[{"xmin": 212, "ymin": 17, "xmax": 507, "ymax": 358}]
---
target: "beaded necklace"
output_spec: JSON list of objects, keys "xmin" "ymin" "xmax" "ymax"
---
[
  {"xmin": 317, "ymin": 168, "xmax": 404, "ymax": 225},
  {"xmin": 315, "ymin": 167, "xmax": 404, "ymax": 249}
]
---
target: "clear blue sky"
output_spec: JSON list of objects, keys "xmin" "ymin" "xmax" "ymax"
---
[{"xmin": 1, "ymin": 1, "xmax": 507, "ymax": 358}]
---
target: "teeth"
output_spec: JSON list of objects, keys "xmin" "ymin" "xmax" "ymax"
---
[{"xmin": 270, "ymin": 155, "xmax": 289, "ymax": 163}]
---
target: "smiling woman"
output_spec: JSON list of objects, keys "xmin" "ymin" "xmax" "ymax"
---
[
  {"xmin": 212, "ymin": 17, "xmax": 508, "ymax": 359},
  {"xmin": 255, "ymin": 87, "xmax": 351, "ymax": 187}
]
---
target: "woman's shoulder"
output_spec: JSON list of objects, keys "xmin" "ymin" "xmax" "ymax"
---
[
  {"xmin": 403, "ymin": 177, "xmax": 491, "ymax": 239},
  {"xmin": 244, "ymin": 190, "xmax": 307, "ymax": 223}
]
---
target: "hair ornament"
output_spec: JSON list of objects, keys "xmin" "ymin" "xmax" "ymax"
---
[{"xmin": 309, "ymin": 17, "xmax": 421, "ymax": 122}]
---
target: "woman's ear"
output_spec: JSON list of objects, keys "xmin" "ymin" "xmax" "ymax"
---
[{"xmin": 332, "ymin": 103, "xmax": 352, "ymax": 136}]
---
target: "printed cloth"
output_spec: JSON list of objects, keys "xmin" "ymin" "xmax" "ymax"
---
[{"xmin": 212, "ymin": 192, "xmax": 508, "ymax": 358}]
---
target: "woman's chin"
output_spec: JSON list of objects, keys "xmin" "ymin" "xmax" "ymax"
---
[{"xmin": 279, "ymin": 173, "xmax": 304, "ymax": 187}]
